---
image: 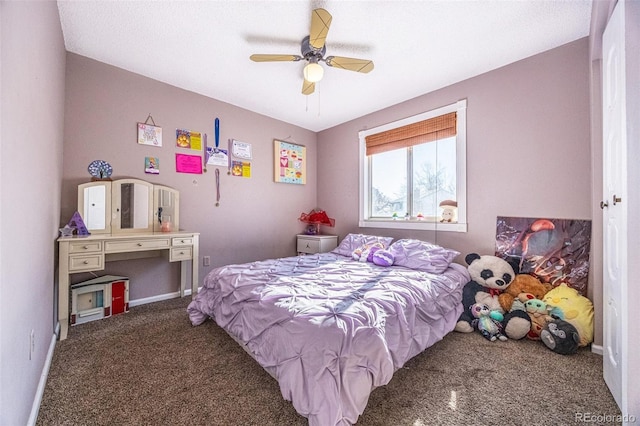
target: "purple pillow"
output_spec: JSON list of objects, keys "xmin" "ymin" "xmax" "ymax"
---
[
  {"xmin": 332, "ymin": 233, "xmax": 394, "ymax": 257},
  {"xmin": 388, "ymin": 239, "xmax": 459, "ymax": 273},
  {"xmin": 372, "ymin": 249, "xmax": 394, "ymax": 267}
]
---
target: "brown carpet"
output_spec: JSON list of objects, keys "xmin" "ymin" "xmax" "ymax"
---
[{"xmin": 37, "ymin": 297, "xmax": 621, "ymax": 426}]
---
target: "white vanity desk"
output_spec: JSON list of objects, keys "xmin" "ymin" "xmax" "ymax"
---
[
  {"xmin": 57, "ymin": 231, "xmax": 199, "ymax": 340},
  {"xmin": 57, "ymin": 177, "xmax": 199, "ymax": 341}
]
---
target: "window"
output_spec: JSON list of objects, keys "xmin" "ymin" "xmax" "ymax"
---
[{"xmin": 358, "ymin": 99, "xmax": 467, "ymax": 231}]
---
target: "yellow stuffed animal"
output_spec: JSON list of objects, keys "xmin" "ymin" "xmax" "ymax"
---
[{"xmin": 543, "ymin": 284, "xmax": 594, "ymax": 347}]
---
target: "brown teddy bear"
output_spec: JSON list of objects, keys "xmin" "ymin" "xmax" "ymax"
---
[
  {"xmin": 498, "ymin": 274, "xmax": 554, "ymax": 339},
  {"xmin": 498, "ymin": 274, "xmax": 553, "ymax": 313}
]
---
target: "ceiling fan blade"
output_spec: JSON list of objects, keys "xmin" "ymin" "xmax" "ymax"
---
[
  {"xmin": 250, "ymin": 54, "xmax": 302, "ymax": 62},
  {"xmin": 324, "ymin": 56, "xmax": 374, "ymax": 73},
  {"xmin": 309, "ymin": 8, "xmax": 332, "ymax": 50},
  {"xmin": 302, "ymin": 79, "xmax": 315, "ymax": 95}
]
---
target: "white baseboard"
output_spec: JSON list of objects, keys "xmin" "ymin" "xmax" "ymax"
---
[
  {"xmin": 591, "ymin": 344, "xmax": 603, "ymax": 355},
  {"xmin": 28, "ymin": 332, "xmax": 57, "ymax": 426},
  {"xmin": 128, "ymin": 288, "xmax": 194, "ymax": 307}
]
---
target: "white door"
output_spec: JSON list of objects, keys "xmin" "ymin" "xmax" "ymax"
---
[{"xmin": 602, "ymin": 0, "xmax": 627, "ymax": 410}]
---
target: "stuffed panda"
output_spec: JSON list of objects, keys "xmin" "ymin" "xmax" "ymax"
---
[{"xmin": 454, "ymin": 253, "xmax": 532, "ymax": 340}]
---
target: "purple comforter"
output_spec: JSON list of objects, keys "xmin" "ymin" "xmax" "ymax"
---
[{"xmin": 187, "ymin": 252, "xmax": 469, "ymax": 425}]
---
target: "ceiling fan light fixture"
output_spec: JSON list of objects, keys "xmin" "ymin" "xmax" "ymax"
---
[
  {"xmin": 249, "ymin": 8, "xmax": 373, "ymax": 95},
  {"xmin": 303, "ymin": 62, "xmax": 324, "ymax": 83}
]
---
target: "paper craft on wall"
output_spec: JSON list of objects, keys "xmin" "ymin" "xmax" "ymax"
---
[
  {"xmin": 274, "ymin": 139, "xmax": 306, "ymax": 184},
  {"xmin": 145, "ymin": 157, "xmax": 159, "ymax": 174},
  {"xmin": 176, "ymin": 129, "xmax": 202, "ymax": 151},
  {"xmin": 494, "ymin": 216, "xmax": 592, "ymax": 295},
  {"xmin": 232, "ymin": 139, "xmax": 252, "ymax": 160},
  {"xmin": 231, "ymin": 161, "xmax": 251, "ymax": 178},
  {"xmin": 176, "ymin": 153, "xmax": 203, "ymax": 174},
  {"xmin": 207, "ymin": 146, "xmax": 229, "ymax": 167},
  {"xmin": 137, "ymin": 114, "xmax": 162, "ymax": 147}
]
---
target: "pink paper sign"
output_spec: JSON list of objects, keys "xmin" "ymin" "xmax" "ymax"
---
[{"xmin": 176, "ymin": 153, "xmax": 202, "ymax": 174}]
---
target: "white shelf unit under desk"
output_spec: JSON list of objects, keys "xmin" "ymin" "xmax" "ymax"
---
[{"xmin": 57, "ymin": 231, "xmax": 199, "ymax": 340}]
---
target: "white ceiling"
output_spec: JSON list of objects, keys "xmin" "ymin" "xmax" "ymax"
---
[{"xmin": 57, "ymin": 0, "xmax": 593, "ymax": 132}]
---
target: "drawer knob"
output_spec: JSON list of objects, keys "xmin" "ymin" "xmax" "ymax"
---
[
  {"xmin": 83, "ymin": 260, "xmax": 89, "ymax": 264},
  {"xmin": 180, "ymin": 251, "xmax": 185, "ymax": 255},
  {"xmin": 83, "ymin": 245, "xmax": 89, "ymax": 250},
  {"xmin": 137, "ymin": 243, "xmax": 143, "ymax": 247}
]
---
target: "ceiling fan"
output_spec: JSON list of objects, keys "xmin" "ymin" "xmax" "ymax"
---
[{"xmin": 249, "ymin": 8, "xmax": 374, "ymax": 95}]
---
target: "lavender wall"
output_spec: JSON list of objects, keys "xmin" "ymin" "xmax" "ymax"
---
[
  {"xmin": 0, "ymin": 2, "xmax": 66, "ymax": 424},
  {"xmin": 317, "ymin": 38, "xmax": 595, "ymax": 335},
  {"xmin": 62, "ymin": 54, "xmax": 317, "ymax": 300},
  {"xmin": 318, "ymin": 38, "xmax": 591, "ymax": 255}
]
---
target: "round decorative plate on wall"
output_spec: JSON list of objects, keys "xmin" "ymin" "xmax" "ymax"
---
[{"xmin": 88, "ymin": 160, "xmax": 113, "ymax": 180}]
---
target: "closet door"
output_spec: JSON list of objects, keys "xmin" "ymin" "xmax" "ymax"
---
[{"xmin": 602, "ymin": 0, "xmax": 627, "ymax": 410}]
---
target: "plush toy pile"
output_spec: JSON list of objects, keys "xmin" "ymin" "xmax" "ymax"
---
[
  {"xmin": 455, "ymin": 252, "xmax": 594, "ymax": 355},
  {"xmin": 498, "ymin": 274, "xmax": 553, "ymax": 340},
  {"xmin": 455, "ymin": 253, "xmax": 531, "ymax": 340}
]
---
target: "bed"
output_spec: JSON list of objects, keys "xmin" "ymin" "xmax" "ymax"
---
[{"xmin": 187, "ymin": 235, "xmax": 470, "ymax": 425}]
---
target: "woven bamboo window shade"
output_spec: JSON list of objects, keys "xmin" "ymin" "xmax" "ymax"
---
[{"xmin": 365, "ymin": 112, "xmax": 457, "ymax": 156}]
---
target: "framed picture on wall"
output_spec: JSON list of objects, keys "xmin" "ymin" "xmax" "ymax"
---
[
  {"xmin": 274, "ymin": 140, "xmax": 306, "ymax": 184},
  {"xmin": 137, "ymin": 120, "xmax": 162, "ymax": 147}
]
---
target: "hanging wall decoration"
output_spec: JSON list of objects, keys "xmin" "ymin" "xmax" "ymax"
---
[
  {"xmin": 206, "ymin": 119, "xmax": 229, "ymax": 168},
  {"xmin": 274, "ymin": 139, "xmax": 306, "ymax": 184},
  {"xmin": 145, "ymin": 156, "xmax": 159, "ymax": 174},
  {"xmin": 231, "ymin": 160, "xmax": 251, "ymax": 178},
  {"xmin": 176, "ymin": 128, "xmax": 202, "ymax": 151},
  {"xmin": 137, "ymin": 114, "xmax": 162, "ymax": 147},
  {"xmin": 176, "ymin": 153, "xmax": 203, "ymax": 174},
  {"xmin": 207, "ymin": 146, "xmax": 229, "ymax": 167},
  {"xmin": 232, "ymin": 139, "xmax": 252, "ymax": 160}
]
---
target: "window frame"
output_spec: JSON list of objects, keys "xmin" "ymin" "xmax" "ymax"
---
[{"xmin": 358, "ymin": 99, "xmax": 467, "ymax": 232}]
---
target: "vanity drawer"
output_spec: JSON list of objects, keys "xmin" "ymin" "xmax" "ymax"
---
[
  {"xmin": 69, "ymin": 241, "xmax": 102, "ymax": 254},
  {"xmin": 105, "ymin": 238, "xmax": 170, "ymax": 253},
  {"xmin": 170, "ymin": 246, "xmax": 193, "ymax": 261},
  {"xmin": 172, "ymin": 237, "xmax": 193, "ymax": 247},
  {"xmin": 69, "ymin": 254, "xmax": 104, "ymax": 272}
]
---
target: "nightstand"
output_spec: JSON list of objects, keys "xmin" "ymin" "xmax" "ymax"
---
[{"xmin": 296, "ymin": 234, "xmax": 338, "ymax": 255}]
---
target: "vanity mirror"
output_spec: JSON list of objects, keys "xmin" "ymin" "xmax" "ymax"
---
[
  {"xmin": 111, "ymin": 179, "xmax": 153, "ymax": 234},
  {"xmin": 60, "ymin": 177, "xmax": 197, "ymax": 342},
  {"xmin": 154, "ymin": 185, "xmax": 179, "ymax": 233},
  {"xmin": 78, "ymin": 178, "xmax": 179, "ymax": 234}
]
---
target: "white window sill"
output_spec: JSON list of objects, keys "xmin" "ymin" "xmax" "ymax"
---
[{"xmin": 359, "ymin": 219, "xmax": 467, "ymax": 232}]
